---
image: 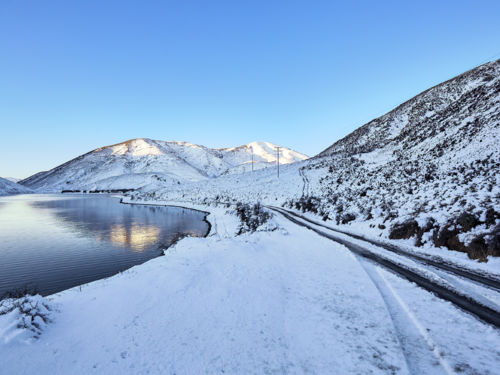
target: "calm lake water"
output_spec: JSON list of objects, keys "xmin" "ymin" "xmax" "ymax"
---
[{"xmin": 0, "ymin": 194, "xmax": 209, "ymax": 298}]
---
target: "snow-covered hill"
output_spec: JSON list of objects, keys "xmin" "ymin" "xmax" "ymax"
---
[
  {"xmin": 0, "ymin": 177, "xmax": 33, "ymax": 196},
  {"xmin": 19, "ymin": 139, "xmax": 307, "ymax": 192},
  {"xmin": 302, "ymin": 59, "xmax": 500, "ymax": 259},
  {"xmin": 133, "ymin": 59, "xmax": 500, "ymax": 260}
]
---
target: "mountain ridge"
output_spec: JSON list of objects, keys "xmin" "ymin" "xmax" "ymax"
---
[{"xmin": 20, "ymin": 139, "xmax": 308, "ymax": 192}]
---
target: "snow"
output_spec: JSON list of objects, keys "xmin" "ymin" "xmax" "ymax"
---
[
  {"xmin": 0, "ymin": 177, "xmax": 33, "ymax": 196},
  {"xmin": 2, "ymin": 204, "xmax": 498, "ymax": 374},
  {"xmin": 294, "ymin": 209, "xmax": 500, "ymax": 276},
  {"xmin": 1, "ymin": 211, "xmax": 409, "ymax": 374}
]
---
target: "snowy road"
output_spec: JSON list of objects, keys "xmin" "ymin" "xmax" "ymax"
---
[
  {"xmin": 270, "ymin": 206, "xmax": 500, "ymax": 290},
  {"xmin": 269, "ymin": 207, "xmax": 500, "ymax": 374},
  {"xmin": 269, "ymin": 206, "xmax": 500, "ymax": 328}
]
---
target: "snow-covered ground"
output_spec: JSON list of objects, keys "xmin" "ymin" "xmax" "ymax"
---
[{"xmin": 2, "ymin": 205, "xmax": 498, "ymax": 374}]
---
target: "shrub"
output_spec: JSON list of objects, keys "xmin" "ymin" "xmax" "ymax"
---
[
  {"xmin": 293, "ymin": 196, "xmax": 321, "ymax": 214},
  {"xmin": 389, "ymin": 220, "xmax": 419, "ymax": 240},
  {"xmin": 235, "ymin": 202, "xmax": 272, "ymax": 235},
  {"xmin": 0, "ymin": 294, "xmax": 52, "ymax": 339}
]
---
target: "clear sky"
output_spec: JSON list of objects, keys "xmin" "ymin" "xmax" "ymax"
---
[{"xmin": 1, "ymin": 0, "xmax": 500, "ymax": 178}]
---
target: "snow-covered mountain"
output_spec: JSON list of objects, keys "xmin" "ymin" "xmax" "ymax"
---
[
  {"xmin": 19, "ymin": 139, "xmax": 307, "ymax": 192},
  {"xmin": 0, "ymin": 177, "xmax": 33, "ymax": 196}
]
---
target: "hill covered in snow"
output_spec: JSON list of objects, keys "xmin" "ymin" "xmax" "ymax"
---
[
  {"xmin": 134, "ymin": 59, "xmax": 500, "ymax": 260},
  {"xmin": 302, "ymin": 59, "xmax": 500, "ymax": 259},
  {"xmin": 19, "ymin": 139, "xmax": 307, "ymax": 192},
  {"xmin": 0, "ymin": 177, "xmax": 33, "ymax": 196}
]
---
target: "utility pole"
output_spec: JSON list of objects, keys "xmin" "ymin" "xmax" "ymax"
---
[
  {"xmin": 251, "ymin": 147, "xmax": 254, "ymax": 172},
  {"xmin": 276, "ymin": 146, "xmax": 280, "ymax": 178}
]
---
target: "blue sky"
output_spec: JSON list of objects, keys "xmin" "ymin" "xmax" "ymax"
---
[{"xmin": 1, "ymin": 0, "xmax": 500, "ymax": 178}]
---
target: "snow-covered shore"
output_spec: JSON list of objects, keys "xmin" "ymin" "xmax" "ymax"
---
[{"xmin": 1, "ymin": 202, "xmax": 499, "ymax": 374}]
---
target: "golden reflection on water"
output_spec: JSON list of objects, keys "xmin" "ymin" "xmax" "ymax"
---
[{"xmin": 110, "ymin": 224, "xmax": 161, "ymax": 252}]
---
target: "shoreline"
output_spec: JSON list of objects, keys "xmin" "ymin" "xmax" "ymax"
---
[{"xmin": 118, "ymin": 197, "xmax": 213, "ymax": 237}]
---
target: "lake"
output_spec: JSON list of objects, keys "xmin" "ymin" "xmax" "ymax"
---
[{"xmin": 0, "ymin": 194, "xmax": 210, "ymax": 298}]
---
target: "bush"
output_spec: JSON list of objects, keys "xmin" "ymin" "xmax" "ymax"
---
[
  {"xmin": 389, "ymin": 220, "xmax": 420, "ymax": 240},
  {"xmin": 293, "ymin": 196, "xmax": 321, "ymax": 214},
  {"xmin": 456, "ymin": 212, "xmax": 480, "ymax": 232},
  {"xmin": 0, "ymin": 294, "xmax": 52, "ymax": 339},
  {"xmin": 341, "ymin": 213, "xmax": 356, "ymax": 224},
  {"xmin": 235, "ymin": 202, "xmax": 272, "ymax": 235}
]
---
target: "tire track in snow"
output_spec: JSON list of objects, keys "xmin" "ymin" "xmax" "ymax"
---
[{"xmin": 359, "ymin": 259, "xmax": 455, "ymax": 375}]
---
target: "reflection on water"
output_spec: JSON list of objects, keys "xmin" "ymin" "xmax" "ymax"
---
[
  {"xmin": 0, "ymin": 194, "xmax": 209, "ymax": 297},
  {"xmin": 109, "ymin": 224, "xmax": 161, "ymax": 251}
]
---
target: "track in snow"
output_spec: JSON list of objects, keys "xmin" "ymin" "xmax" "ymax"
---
[
  {"xmin": 268, "ymin": 206, "xmax": 500, "ymax": 328},
  {"xmin": 298, "ymin": 167, "xmax": 310, "ymax": 197},
  {"xmin": 359, "ymin": 259, "xmax": 455, "ymax": 375}
]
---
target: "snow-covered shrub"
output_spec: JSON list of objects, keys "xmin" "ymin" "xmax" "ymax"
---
[
  {"xmin": 293, "ymin": 195, "xmax": 321, "ymax": 214},
  {"xmin": 234, "ymin": 202, "xmax": 273, "ymax": 234},
  {"xmin": 0, "ymin": 294, "xmax": 53, "ymax": 340}
]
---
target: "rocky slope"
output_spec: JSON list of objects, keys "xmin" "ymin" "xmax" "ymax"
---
[{"xmin": 19, "ymin": 139, "xmax": 307, "ymax": 192}]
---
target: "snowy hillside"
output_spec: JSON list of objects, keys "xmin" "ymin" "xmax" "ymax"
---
[
  {"xmin": 304, "ymin": 59, "xmax": 500, "ymax": 259},
  {"xmin": 19, "ymin": 139, "xmax": 307, "ymax": 192},
  {"xmin": 319, "ymin": 60, "xmax": 500, "ymax": 158},
  {"xmin": 0, "ymin": 177, "xmax": 32, "ymax": 196},
  {"xmin": 133, "ymin": 60, "xmax": 500, "ymax": 260}
]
